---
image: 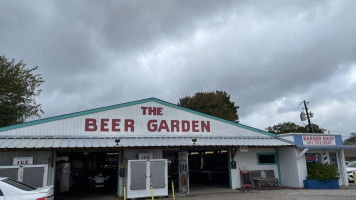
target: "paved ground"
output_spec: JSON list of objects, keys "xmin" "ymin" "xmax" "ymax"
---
[
  {"xmin": 175, "ymin": 187, "xmax": 356, "ymax": 200},
  {"xmin": 174, "ymin": 184, "xmax": 356, "ymax": 200},
  {"xmin": 55, "ymin": 184, "xmax": 356, "ymax": 200}
]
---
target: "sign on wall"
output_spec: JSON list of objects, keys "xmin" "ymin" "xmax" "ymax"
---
[
  {"xmin": 302, "ymin": 136, "xmax": 335, "ymax": 146},
  {"xmin": 240, "ymin": 146, "xmax": 248, "ymax": 152},
  {"xmin": 13, "ymin": 157, "xmax": 33, "ymax": 165},
  {"xmin": 84, "ymin": 106, "xmax": 211, "ymax": 133},
  {"xmin": 305, "ymin": 153, "xmax": 320, "ymax": 163},
  {"xmin": 138, "ymin": 153, "xmax": 153, "ymax": 160}
]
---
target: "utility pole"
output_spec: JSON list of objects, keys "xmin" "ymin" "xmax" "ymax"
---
[{"xmin": 303, "ymin": 100, "xmax": 313, "ymax": 133}]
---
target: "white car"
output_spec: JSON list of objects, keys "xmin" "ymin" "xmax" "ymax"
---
[
  {"xmin": 346, "ymin": 161, "xmax": 356, "ymax": 183},
  {"xmin": 0, "ymin": 177, "xmax": 53, "ymax": 200}
]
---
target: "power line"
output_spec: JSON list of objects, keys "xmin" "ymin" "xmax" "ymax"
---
[{"xmin": 321, "ymin": 128, "xmax": 354, "ymax": 134}]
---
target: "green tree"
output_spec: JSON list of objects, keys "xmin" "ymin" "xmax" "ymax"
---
[
  {"xmin": 0, "ymin": 55, "xmax": 44, "ymax": 127},
  {"xmin": 178, "ymin": 90, "xmax": 239, "ymax": 122},
  {"xmin": 266, "ymin": 122, "xmax": 322, "ymax": 134},
  {"xmin": 343, "ymin": 134, "xmax": 356, "ymax": 145}
]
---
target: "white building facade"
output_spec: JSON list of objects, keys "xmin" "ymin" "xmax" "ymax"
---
[{"xmin": 0, "ymin": 98, "xmax": 350, "ymax": 198}]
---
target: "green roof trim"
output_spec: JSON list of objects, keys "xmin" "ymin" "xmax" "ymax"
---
[{"xmin": 0, "ymin": 97, "xmax": 275, "ymax": 137}]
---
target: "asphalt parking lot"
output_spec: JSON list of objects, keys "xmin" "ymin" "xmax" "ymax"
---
[
  {"xmin": 175, "ymin": 184, "xmax": 356, "ymax": 200},
  {"xmin": 56, "ymin": 184, "xmax": 356, "ymax": 200}
]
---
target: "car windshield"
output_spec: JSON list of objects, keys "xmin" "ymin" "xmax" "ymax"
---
[
  {"xmin": 1, "ymin": 179, "xmax": 36, "ymax": 191},
  {"xmin": 347, "ymin": 162, "xmax": 356, "ymax": 168}
]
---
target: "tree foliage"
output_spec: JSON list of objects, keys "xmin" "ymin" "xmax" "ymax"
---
[
  {"xmin": 343, "ymin": 134, "xmax": 356, "ymax": 145},
  {"xmin": 266, "ymin": 121, "xmax": 322, "ymax": 134},
  {"xmin": 0, "ymin": 55, "xmax": 44, "ymax": 127},
  {"xmin": 178, "ymin": 90, "xmax": 239, "ymax": 122}
]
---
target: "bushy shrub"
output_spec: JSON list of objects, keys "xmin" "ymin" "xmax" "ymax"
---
[{"xmin": 306, "ymin": 163, "xmax": 340, "ymax": 181}]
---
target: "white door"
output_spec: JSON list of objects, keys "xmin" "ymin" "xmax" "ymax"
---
[
  {"xmin": 127, "ymin": 159, "xmax": 167, "ymax": 199},
  {"xmin": 0, "ymin": 166, "xmax": 20, "ymax": 180},
  {"xmin": 127, "ymin": 160, "xmax": 147, "ymax": 198},
  {"xmin": 22, "ymin": 165, "xmax": 48, "ymax": 188},
  {"xmin": 0, "ymin": 165, "xmax": 48, "ymax": 188},
  {"xmin": 178, "ymin": 152, "xmax": 189, "ymax": 194}
]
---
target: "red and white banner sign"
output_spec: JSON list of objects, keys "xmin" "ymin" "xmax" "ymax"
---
[{"xmin": 302, "ymin": 136, "xmax": 335, "ymax": 146}]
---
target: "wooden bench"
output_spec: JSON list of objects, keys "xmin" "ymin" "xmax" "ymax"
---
[{"xmin": 250, "ymin": 170, "xmax": 279, "ymax": 188}]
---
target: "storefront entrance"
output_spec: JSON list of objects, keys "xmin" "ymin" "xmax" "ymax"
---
[{"xmin": 55, "ymin": 151, "xmax": 119, "ymax": 198}]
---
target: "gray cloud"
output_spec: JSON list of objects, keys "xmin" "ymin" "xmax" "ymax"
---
[{"xmin": 1, "ymin": 0, "xmax": 355, "ymax": 139}]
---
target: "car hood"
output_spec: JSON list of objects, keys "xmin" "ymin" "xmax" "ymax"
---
[{"xmin": 346, "ymin": 167, "xmax": 356, "ymax": 172}]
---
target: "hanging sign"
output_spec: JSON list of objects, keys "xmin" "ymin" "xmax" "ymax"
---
[
  {"xmin": 13, "ymin": 157, "xmax": 33, "ymax": 165},
  {"xmin": 302, "ymin": 136, "xmax": 335, "ymax": 146}
]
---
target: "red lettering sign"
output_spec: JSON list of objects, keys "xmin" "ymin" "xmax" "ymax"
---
[
  {"xmin": 112, "ymin": 119, "xmax": 121, "ymax": 132},
  {"xmin": 124, "ymin": 119, "xmax": 134, "ymax": 132},
  {"xmin": 148, "ymin": 120, "xmax": 158, "ymax": 132},
  {"xmin": 101, "ymin": 119, "xmax": 109, "ymax": 132},
  {"xmin": 182, "ymin": 120, "xmax": 190, "ymax": 132},
  {"xmin": 85, "ymin": 118, "xmax": 211, "ymax": 133},
  {"xmin": 192, "ymin": 121, "xmax": 199, "ymax": 132},
  {"xmin": 171, "ymin": 120, "xmax": 180, "ymax": 132},
  {"xmin": 85, "ymin": 119, "xmax": 97, "ymax": 131},
  {"xmin": 141, "ymin": 107, "xmax": 163, "ymax": 115},
  {"xmin": 201, "ymin": 121, "xmax": 210, "ymax": 132},
  {"xmin": 158, "ymin": 120, "xmax": 170, "ymax": 132},
  {"xmin": 302, "ymin": 136, "xmax": 335, "ymax": 146}
]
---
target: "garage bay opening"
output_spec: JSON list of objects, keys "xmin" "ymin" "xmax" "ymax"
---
[
  {"xmin": 164, "ymin": 149, "xmax": 229, "ymax": 194},
  {"xmin": 189, "ymin": 150, "xmax": 229, "ymax": 188},
  {"xmin": 55, "ymin": 151, "xmax": 119, "ymax": 198}
]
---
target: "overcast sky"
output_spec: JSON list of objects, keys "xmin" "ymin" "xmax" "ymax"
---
[{"xmin": 1, "ymin": 0, "xmax": 355, "ymax": 139}]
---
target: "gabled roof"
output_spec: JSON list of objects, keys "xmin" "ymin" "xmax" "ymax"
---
[{"xmin": 0, "ymin": 97, "xmax": 275, "ymax": 137}]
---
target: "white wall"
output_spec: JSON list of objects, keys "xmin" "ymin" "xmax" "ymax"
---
[
  {"xmin": 295, "ymin": 149, "xmax": 308, "ymax": 187},
  {"xmin": 230, "ymin": 148, "xmax": 278, "ymax": 189},
  {"xmin": 337, "ymin": 149, "xmax": 348, "ymax": 186},
  {"xmin": 278, "ymin": 147, "xmax": 306, "ymax": 187},
  {"xmin": 1, "ymin": 101, "xmax": 268, "ymax": 138}
]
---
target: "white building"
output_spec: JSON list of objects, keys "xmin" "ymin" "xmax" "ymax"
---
[{"xmin": 0, "ymin": 98, "xmax": 351, "ymax": 198}]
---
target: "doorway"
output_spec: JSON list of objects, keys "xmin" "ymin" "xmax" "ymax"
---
[
  {"xmin": 163, "ymin": 149, "xmax": 230, "ymax": 194},
  {"xmin": 188, "ymin": 150, "xmax": 229, "ymax": 187},
  {"xmin": 55, "ymin": 151, "xmax": 119, "ymax": 197}
]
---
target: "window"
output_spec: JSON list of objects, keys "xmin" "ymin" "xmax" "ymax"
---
[
  {"xmin": 329, "ymin": 152, "xmax": 337, "ymax": 166},
  {"xmin": 257, "ymin": 153, "xmax": 276, "ymax": 165},
  {"xmin": 1, "ymin": 179, "xmax": 35, "ymax": 191}
]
